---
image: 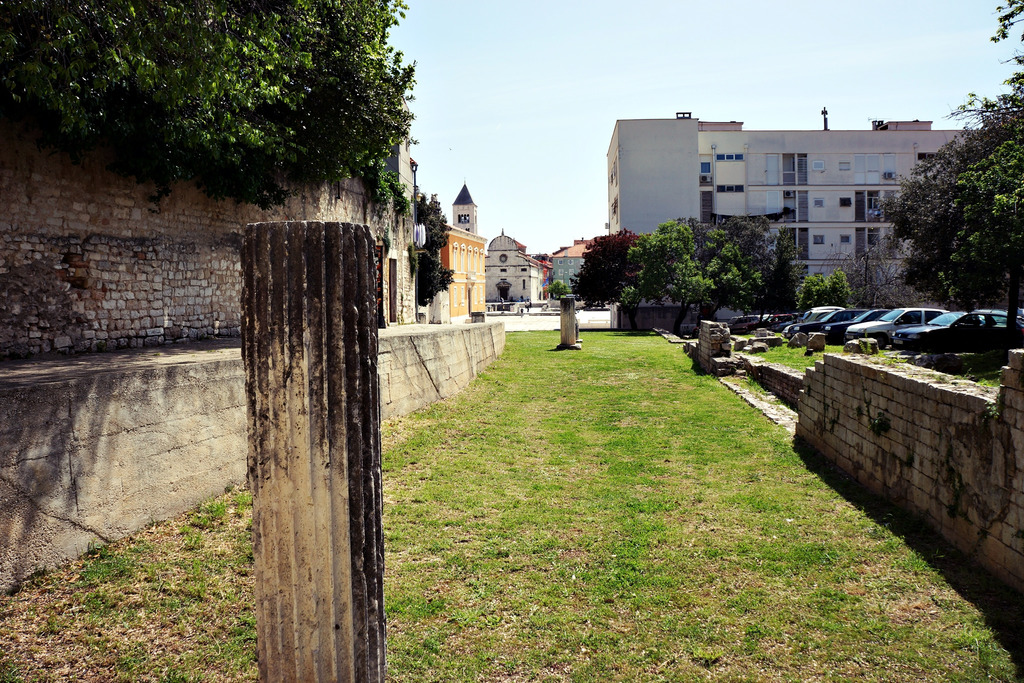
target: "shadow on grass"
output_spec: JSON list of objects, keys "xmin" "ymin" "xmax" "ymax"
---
[{"xmin": 793, "ymin": 437, "xmax": 1024, "ymax": 675}]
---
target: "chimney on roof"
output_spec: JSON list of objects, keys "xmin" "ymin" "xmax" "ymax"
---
[{"xmin": 676, "ymin": 112, "xmax": 692, "ymax": 119}]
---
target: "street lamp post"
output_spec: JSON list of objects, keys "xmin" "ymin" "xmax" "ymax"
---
[{"xmin": 410, "ymin": 159, "xmax": 427, "ymax": 324}]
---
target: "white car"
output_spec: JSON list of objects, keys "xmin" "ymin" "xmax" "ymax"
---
[{"xmin": 844, "ymin": 307, "xmax": 947, "ymax": 349}]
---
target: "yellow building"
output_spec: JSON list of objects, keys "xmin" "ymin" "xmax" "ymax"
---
[{"xmin": 442, "ymin": 184, "xmax": 487, "ymax": 319}]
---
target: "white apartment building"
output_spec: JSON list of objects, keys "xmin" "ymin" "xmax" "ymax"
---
[{"xmin": 607, "ymin": 113, "xmax": 960, "ymax": 275}]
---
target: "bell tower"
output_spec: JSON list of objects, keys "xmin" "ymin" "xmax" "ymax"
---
[{"xmin": 452, "ymin": 183, "xmax": 478, "ymax": 235}]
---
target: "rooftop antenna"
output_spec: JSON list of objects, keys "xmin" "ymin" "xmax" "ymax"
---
[{"xmin": 821, "ymin": 106, "xmax": 829, "ymax": 131}]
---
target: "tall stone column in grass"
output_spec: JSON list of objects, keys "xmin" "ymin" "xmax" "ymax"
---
[
  {"xmin": 558, "ymin": 296, "xmax": 581, "ymax": 350},
  {"xmin": 242, "ymin": 221, "xmax": 386, "ymax": 683}
]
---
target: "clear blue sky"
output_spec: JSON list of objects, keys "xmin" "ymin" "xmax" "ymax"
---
[{"xmin": 389, "ymin": 1, "xmax": 1018, "ymax": 255}]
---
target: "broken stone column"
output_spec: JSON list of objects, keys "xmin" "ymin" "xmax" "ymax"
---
[
  {"xmin": 558, "ymin": 296, "xmax": 581, "ymax": 350},
  {"xmin": 242, "ymin": 221, "xmax": 386, "ymax": 683}
]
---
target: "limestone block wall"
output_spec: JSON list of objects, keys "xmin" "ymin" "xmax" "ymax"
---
[
  {"xmin": 797, "ymin": 352, "xmax": 1024, "ymax": 592},
  {"xmin": 0, "ymin": 120, "xmax": 415, "ymax": 358},
  {"xmin": 738, "ymin": 357, "xmax": 805, "ymax": 408},
  {"xmin": 0, "ymin": 322, "xmax": 505, "ymax": 591},
  {"xmin": 697, "ymin": 321, "xmax": 736, "ymax": 376}
]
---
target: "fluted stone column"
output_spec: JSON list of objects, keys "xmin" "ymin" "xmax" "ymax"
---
[
  {"xmin": 558, "ymin": 296, "xmax": 581, "ymax": 350},
  {"xmin": 242, "ymin": 221, "xmax": 386, "ymax": 682}
]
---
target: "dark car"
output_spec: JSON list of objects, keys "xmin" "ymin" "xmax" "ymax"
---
[
  {"xmin": 821, "ymin": 309, "xmax": 891, "ymax": 345},
  {"xmin": 767, "ymin": 313, "xmax": 798, "ymax": 332},
  {"xmin": 784, "ymin": 309, "xmax": 868, "ymax": 340},
  {"xmin": 892, "ymin": 310, "xmax": 1022, "ymax": 353},
  {"xmin": 728, "ymin": 314, "xmax": 764, "ymax": 334}
]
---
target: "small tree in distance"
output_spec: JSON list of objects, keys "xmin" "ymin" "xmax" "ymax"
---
[
  {"xmin": 797, "ymin": 271, "xmax": 851, "ymax": 310},
  {"xmin": 547, "ymin": 280, "xmax": 571, "ymax": 299}
]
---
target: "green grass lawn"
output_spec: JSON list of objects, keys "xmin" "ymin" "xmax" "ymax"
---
[{"xmin": 2, "ymin": 331, "xmax": 1022, "ymax": 682}]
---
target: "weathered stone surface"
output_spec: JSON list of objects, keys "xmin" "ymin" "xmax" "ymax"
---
[
  {"xmin": 558, "ymin": 297, "xmax": 581, "ymax": 349},
  {"xmin": 749, "ymin": 342, "xmax": 769, "ymax": 353},
  {"xmin": 844, "ymin": 338, "xmax": 879, "ymax": 354},
  {"xmin": 732, "ymin": 337, "xmax": 748, "ymax": 352},
  {"xmin": 914, "ymin": 353, "xmax": 964, "ymax": 375},
  {"xmin": 755, "ymin": 328, "xmax": 773, "ymax": 338},
  {"xmin": 764, "ymin": 336, "xmax": 785, "ymax": 348},
  {"xmin": 796, "ymin": 352, "xmax": 1022, "ymax": 593},
  {"xmin": 788, "ymin": 332, "xmax": 807, "ymax": 348},
  {"xmin": 807, "ymin": 333, "xmax": 826, "ymax": 352},
  {"xmin": 243, "ymin": 221, "xmax": 385, "ymax": 681}
]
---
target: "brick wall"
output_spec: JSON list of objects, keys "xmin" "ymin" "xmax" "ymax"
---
[
  {"xmin": 0, "ymin": 120, "xmax": 414, "ymax": 358},
  {"xmin": 797, "ymin": 352, "xmax": 1024, "ymax": 592}
]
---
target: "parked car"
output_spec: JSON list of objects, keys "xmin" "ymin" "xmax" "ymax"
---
[
  {"xmin": 728, "ymin": 314, "xmax": 763, "ymax": 334},
  {"xmin": 765, "ymin": 313, "xmax": 798, "ymax": 331},
  {"xmin": 821, "ymin": 309, "xmax": 891, "ymax": 345},
  {"xmin": 844, "ymin": 307, "xmax": 947, "ymax": 349},
  {"xmin": 784, "ymin": 308, "xmax": 868, "ymax": 339},
  {"xmin": 892, "ymin": 310, "xmax": 1022, "ymax": 352},
  {"xmin": 781, "ymin": 307, "xmax": 844, "ymax": 336}
]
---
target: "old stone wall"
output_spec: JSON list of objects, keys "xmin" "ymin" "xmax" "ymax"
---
[
  {"xmin": 0, "ymin": 322, "xmax": 505, "ymax": 591},
  {"xmin": 696, "ymin": 321, "xmax": 737, "ymax": 376},
  {"xmin": 738, "ymin": 357, "xmax": 805, "ymax": 409},
  {"xmin": 0, "ymin": 120, "xmax": 415, "ymax": 358},
  {"xmin": 796, "ymin": 352, "xmax": 1024, "ymax": 592}
]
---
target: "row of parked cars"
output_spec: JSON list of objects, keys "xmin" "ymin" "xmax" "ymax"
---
[{"xmin": 729, "ymin": 306, "xmax": 1024, "ymax": 353}]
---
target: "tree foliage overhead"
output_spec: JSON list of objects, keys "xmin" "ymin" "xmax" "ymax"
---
[
  {"xmin": 414, "ymin": 193, "xmax": 453, "ymax": 307},
  {"xmin": 0, "ymin": 0, "xmax": 415, "ymax": 208}
]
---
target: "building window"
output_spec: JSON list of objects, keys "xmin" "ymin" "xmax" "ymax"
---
[
  {"xmin": 700, "ymin": 161, "xmax": 711, "ymax": 173},
  {"xmin": 813, "ymin": 198, "xmax": 825, "ymax": 208},
  {"xmin": 812, "ymin": 234, "xmax": 825, "ymax": 245},
  {"xmin": 838, "ymin": 161, "xmax": 852, "ymax": 171},
  {"xmin": 558, "ymin": 259, "xmax": 563, "ymax": 264},
  {"xmin": 854, "ymin": 154, "xmax": 880, "ymax": 184},
  {"xmin": 840, "ymin": 234, "xmax": 851, "ymax": 244},
  {"xmin": 917, "ymin": 152, "xmax": 936, "ymax": 161},
  {"xmin": 811, "ymin": 160, "xmax": 826, "ymax": 172},
  {"xmin": 715, "ymin": 153, "xmax": 744, "ymax": 161},
  {"xmin": 458, "ymin": 214, "xmax": 470, "ymax": 224},
  {"xmin": 839, "ymin": 197, "xmax": 852, "ymax": 208},
  {"xmin": 716, "ymin": 184, "xmax": 743, "ymax": 192}
]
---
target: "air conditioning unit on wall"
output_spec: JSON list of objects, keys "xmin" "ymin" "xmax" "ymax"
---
[
  {"xmin": 882, "ymin": 171, "xmax": 896, "ymax": 179},
  {"xmin": 699, "ymin": 174, "xmax": 712, "ymax": 183},
  {"xmin": 783, "ymin": 190, "xmax": 796, "ymax": 198}
]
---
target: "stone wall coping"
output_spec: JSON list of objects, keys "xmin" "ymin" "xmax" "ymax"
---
[
  {"xmin": 379, "ymin": 321, "xmax": 503, "ymax": 341},
  {"xmin": 0, "ymin": 322, "xmax": 506, "ymax": 390}
]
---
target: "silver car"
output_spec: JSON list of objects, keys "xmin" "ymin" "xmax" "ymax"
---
[{"xmin": 844, "ymin": 307, "xmax": 947, "ymax": 349}]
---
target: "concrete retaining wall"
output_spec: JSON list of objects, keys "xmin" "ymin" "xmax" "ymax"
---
[
  {"xmin": 797, "ymin": 352, "xmax": 1024, "ymax": 592},
  {"xmin": 0, "ymin": 322, "xmax": 504, "ymax": 591}
]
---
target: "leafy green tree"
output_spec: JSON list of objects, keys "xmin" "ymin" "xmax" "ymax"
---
[
  {"xmin": 760, "ymin": 226, "xmax": 801, "ymax": 313},
  {"xmin": 547, "ymin": 280, "xmax": 571, "ymax": 299},
  {"xmin": 414, "ymin": 194, "xmax": 454, "ymax": 307},
  {"xmin": 697, "ymin": 229, "xmax": 761, "ymax": 318},
  {"xmin": 571, "ymin": 231, "xmax": 640, "ymax": 327},
  {"xmin": 955, "ymin": 138, "xmax": 1024, "ymax": 334},
  {"xmin": 0, "ymin": 0, "xmax": 414, "ymax": 209},
  {"xmin": 885, "ymin": 124, "xmax": 1014, "ymax": 305},
  {"xmin": 797, "ymin": 271, "xmax": 851, "ymax": 310},
  {"xmin": 630, "ymin": 219, "xmax": 707, "ymax": 336}
]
